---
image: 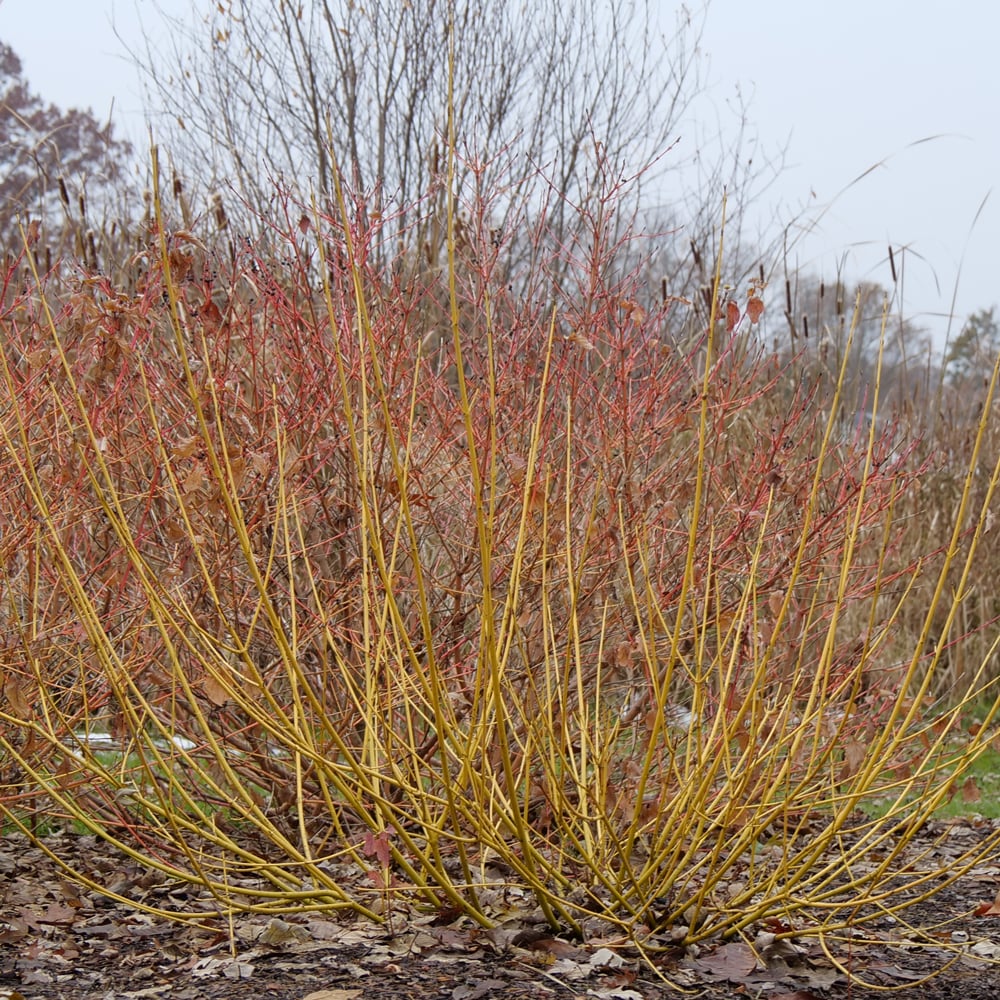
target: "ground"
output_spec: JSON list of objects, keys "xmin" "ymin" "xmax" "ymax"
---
[{"xmin": 4, "ymin": 825, "xmax": 1000, "ymax": 1000}]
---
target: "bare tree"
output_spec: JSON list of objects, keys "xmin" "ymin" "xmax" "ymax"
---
[
  {"xmin": 132, "ymin": 1, "xmax": 779, "ymax": 275},
  {"xmin": 763, "ymin": 269, "xmax": 939, "ymax": 430},
  {"xmin": 0, "ymin": 41, "xmax": 132, "ymax": 256}
]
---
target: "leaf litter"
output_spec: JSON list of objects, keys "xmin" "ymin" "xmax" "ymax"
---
[{"xmin": 5, "ymin": 826, "xmax": 1000, "ymax": 999}]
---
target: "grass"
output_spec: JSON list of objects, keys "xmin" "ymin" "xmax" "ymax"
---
[
  {"xmin": 916, "ymin": 747, "xmax": 1000, "ymax": 821},
  {"xmin": 860, "ymin": 725, "xmax": 1000, "ymax": 821},
  {"xmin": 11, "ymin": 744, "xmax": 991, "ymax": 840}
]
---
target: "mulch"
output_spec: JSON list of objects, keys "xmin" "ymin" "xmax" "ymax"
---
[{"xmin": 4, "ymin": 823, "xmax": 1000, "ymax": 1000}]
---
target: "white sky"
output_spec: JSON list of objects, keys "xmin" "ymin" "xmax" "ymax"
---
[{"xmin": 2, "ymin": 0, "xmax": 997, "ymax": 350}]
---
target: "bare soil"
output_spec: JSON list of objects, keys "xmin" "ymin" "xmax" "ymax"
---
[{"xmin": 4, "ymin": 824, "xmax": 1000, "ymax": 1000}]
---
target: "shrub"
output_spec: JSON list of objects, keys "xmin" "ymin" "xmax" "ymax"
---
[{"xmin": 1, "ymin": 152, "xmax": 999, "ymax": 955}]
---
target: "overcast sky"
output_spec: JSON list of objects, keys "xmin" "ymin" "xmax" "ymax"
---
[{"xmin": 2, "ymin": 0, "xmax": 997, "ymax": 350}]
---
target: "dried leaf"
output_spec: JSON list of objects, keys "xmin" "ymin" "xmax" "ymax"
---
[
  {"xmin": 24, "ymin": 348, "xmax": 51, "ymax": 368},
  {"xmin": 450, "ymin": 982, "xmax": 507, "ymax": 1000},
  {"xmin": 36, "ymin": 902, "xmax": 79, "ymax": 926},
  {"xmin": 746, "ymin": 295, "xmax": 765, "ymax": 323},
  {"xmin": 201, "ymin": 675, "xmax": 231, "ymax": 707},
  {"xmin": 839, "ymin": 738, "xmax": 866, "ymax": 782},
  {"xmin": 971, "ymin": 939, "xmax": 1000, "ymax": 958},
  {"xmin": 620, "ymin": 298, "xmax": 646, "ymax": 325},
  {"xmin": 590, "ymin": 946, "xmax": 625, "ymax": 968},
  {"xmin": 976, "ymin": 896, "xmax": 1000, "ymax": 917},
  {"xmin": 200, "ymin": 297, "xmax": 225, "ymax": 332},
  {"xmin": 172, "ymin": 435, "xmax": 202, "ymax": 459},
  {"xmin": 258, "ymin": 917, "xmax": 311, "ymax": 946},
  {"xmin": 3, "ymin": 674, "xmax": 31, "ymax": 718},
  {"xmin": 192, "ymin": 956, "xmax": 254, "ymax": 979},
  {"xmin": 524, "ymin": 936, "xmax": 584, "ymax": 959},
  {"xmin": 228, "ymin": 455, "xmax": 247, "ymax": 490},
  {"xmin": 566, "ymin": 329, "xmax": 595, "ymax": 350},
  {"xmin": 183, "ymin": 463, "xmax": 207, "ymax": 494},
  {"xmin": 363, "ymin": 828, "xmax": 392, "ymax": 868},
  {"xmin": 962, "ymin": 775, "xmax": 982, "ymax": 803},
  {"xmin": 726, "ymin": 300, "xmax": 741, "ymax": 333},
  {"xmin": 691, "ymin": 941, "xmax": 758, "ymax": 981}
]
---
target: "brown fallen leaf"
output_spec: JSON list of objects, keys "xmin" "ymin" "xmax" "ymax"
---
[
  {"xmin": 302, "ymin": 992, "xmax": 363, "ymax": 1000},
  {"xmin": 451, "ymin": 981, "xmax": 506, "ymax": 1000},
  {"xmin": 975, "ymin": 886, "xmax": 1000, "ymax": 917},
  {"xmin": 690, "ymin": 941, "xmax": 758, "ymax": 982},
  {"xmin": 33, "ymin": 902, "xmax": 79, "ymax": 926},
  {"xmin": 0, "ymin": 917, "xmax": 29, "ymax": 944},
  {"xmin": 257, "ymin": 916, "xmax": 311, "ymax": 946},
  {"xmin": 522, "ymin": 935, "xmax": 585, "ymax": 960}
]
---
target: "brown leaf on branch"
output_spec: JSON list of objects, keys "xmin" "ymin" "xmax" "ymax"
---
[
  {"xmin": 2, "ymin": 673, "xmax": 32, "ymax": 719},
  {"xmin": 363, "ymin": 828, "xmax": 392, "ymax": 869},
  {"xmin": 962, "ymin": 776, "xmax": 982, "ymax": 803},
  {"xmin": 201, "ymin": 674, "xmax": 231, "ymax": 707},
  {"xmin": 726, "ymin": 300, "xmax": 741, "ymax": 333},
  {"xmin": 839, "ymin": 737, "xmax": 866, "ymax": 782}
]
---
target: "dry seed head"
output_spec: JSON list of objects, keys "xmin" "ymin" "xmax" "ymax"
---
[{"xmin": 213, "ymin": 194, "xmax": 228, "ymax": 230}]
